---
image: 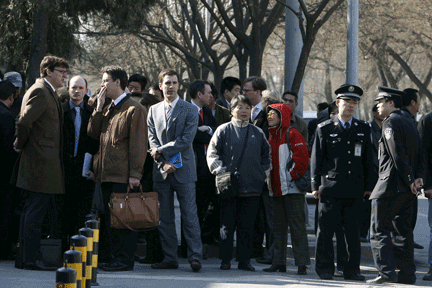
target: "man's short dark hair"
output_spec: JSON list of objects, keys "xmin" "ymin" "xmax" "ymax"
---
[
  {"xmin": 139, "ymin": 92, "xmax": 159, "ymax": 108},
  {"xmin": 230, "ymin": 94, "xmax": 252, "ymax": 112},
  {"xmin": 128, "ymin": 74, "xmax": 148, "ymax": 91},
  {"xmin": 102, "ymin": 66, "xmax": 128, "ymax": 90},
  {"xmin": 0, "ymin": 80, "xmax": 16, "ymax": 100},
  {"xmin": 40, "ymin": 55, "xmax": 69, "ymax": 77},
  {"xmin": 158, "ymin": 69, "xmax": 179, "ymax": 84},
  {"xmin": 149, "ymin": 83, "xmax": 162, "ymax": 93},
  {"xmin": 244, "ymin": 76, "xmax": 267, "ymax": 92},
  {"xmin": 329, "ymin": 101, "xmax": 338, "ymax": 114},
  {"xmin": 189, "ymin": 80, "xmax": 210, "ymax": 99},
  {"xmin": 220, "ymin": 76, "xmax": 241, "ymax": 95},
  {"xmin": 402, "ymin": 88, "xmax": 419, "ymax": 107},
  {"xmin": 67, "ymin": 75, "xmax": 88, "ymax": 89},
  {"xmin": 282, "ymin": 90, "xmax": 298, "ymax": 102},
  {"xmin": 386, "ymin": 97, "xmax": 403, "ymax": 109},
  {"xmin": 317, "ymin": 102, "xmax": 329, "ymax": 112},
  {"xmin": 210, "ymin": 83, "xmax": 218, "ymax": 97}
]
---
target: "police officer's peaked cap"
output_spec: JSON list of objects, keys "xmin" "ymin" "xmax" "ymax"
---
[
  {"xmin": 375, "ymin": 86, "xmax": 405, "ymax": 101},
  {"xmin": 335, "ymin": 84, "xmax": 363, "ymax": 100}
]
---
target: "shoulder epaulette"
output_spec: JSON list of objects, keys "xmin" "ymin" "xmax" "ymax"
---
[{"xmin": 317, "ymin": 119, "xmax": 332, "ymax": 129}]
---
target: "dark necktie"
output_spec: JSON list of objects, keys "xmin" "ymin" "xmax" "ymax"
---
[{"xmin": 345, "ymin": 121, "xmax": 350, "ymax": 130}]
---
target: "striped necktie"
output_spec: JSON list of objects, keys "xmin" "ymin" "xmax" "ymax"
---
[
  {"xmin": 166, "ymin": 104, "xmax": 172, "ymax": 121},
  {"xmin": 251, "ymin": 106, "xmax": 259, "ymax": 121},
  {"xmin": 74, "ymin": 107, "xmax": 81, "ymax": 157}
]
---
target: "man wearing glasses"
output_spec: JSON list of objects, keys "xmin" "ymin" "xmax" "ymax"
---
[{"xmin": 12, "ymin": 55, "xmax": 69, "ymax": 270}]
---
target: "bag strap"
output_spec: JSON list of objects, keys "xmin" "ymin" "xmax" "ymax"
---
[
  {"xmin": 234, "ymin": 124, "xmax": 250, "ymax": 171},
  {"xmin": 285, "ymin": 126, "xmax": 293, "ymax": 151}
]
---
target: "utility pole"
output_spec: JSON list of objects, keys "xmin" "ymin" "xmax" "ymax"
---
[
  {"xmin": 284, "ymin": 0, "xmax": 303, "ymax": 116},
  {"xmin": 346, "ymin": 0, "xmax": 359, "ymax": 85}
]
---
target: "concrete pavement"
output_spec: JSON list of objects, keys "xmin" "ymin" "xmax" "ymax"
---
[{"xmin": 0, "ymin": 197, "xmax": 430, "ymax": 287}]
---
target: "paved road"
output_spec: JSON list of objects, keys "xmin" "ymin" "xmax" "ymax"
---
[{"xmin": 0, "ymin": 197, "xmax": 429, "ymax": 287}]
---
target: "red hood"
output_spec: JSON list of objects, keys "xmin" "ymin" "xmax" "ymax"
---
[{"xmin": 267, "ymin": 103, "xmax": 292, "ymax": 136}]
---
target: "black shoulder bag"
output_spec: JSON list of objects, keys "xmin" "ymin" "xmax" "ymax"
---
[{"xmin": 216, "ymin": 124, "xmax": 250, "ymax": 198}]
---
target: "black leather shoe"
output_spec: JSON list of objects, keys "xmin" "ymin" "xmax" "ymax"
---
[
  {"xmin": 297, "ymin": 265, "xmax": 307, "ymax": 275},
  {"xmin": 151, "ymin": 261, "xmax": 179, "ymax": 269},
  {"xmin": 333, "ymin": 269, "xmax": 344, "ymax": 277},
  {"xmin": 238, "ymin": 262, "xmax": 255, "ymax": 271},
  {"xmin": 423, "ymin": 269, "xmax": 432, "ymax": 281},
  {"xmin": 319, "ymin": 273, "xmax": 333, "ymax": 280},
  {"xmin": 413, "ymin": 242, "xmax": 424, "ymax": 249},
  {"xmin": 366, "ymin": 275, "xmax": 397, "ymax": 284},
  {"xmin": 220, "ymin": 261, "xmax": 231, "ymax": 270},
  {"xmin": 263, "ymin": 264, "xmax": 286, "ymax": 272},
  {"xmin": 256, "ymin": 258, "xmax": 272, "ymax": 264},
  {"xmin": 344, "ymin": 273, "xmax": 365, "ymax": 281},
  {"xmin": 190, "ymin": 260, "xmax": 202, "ymax": 272},
  {"xmin": 23, "ymin": 260, "xmax": 58, "ymax": 271},
  {"xmin": 101, "ymin": 261, "xmax": 133, "ymax": 272}
]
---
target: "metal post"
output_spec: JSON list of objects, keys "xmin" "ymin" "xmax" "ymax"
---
[
  {"xmin": 284, "ymin": 0, "xmax": 304, "ymax": 116},
  {"xmin": 346, "ymin": 0, "xmax": 359, "ymax": 85}
]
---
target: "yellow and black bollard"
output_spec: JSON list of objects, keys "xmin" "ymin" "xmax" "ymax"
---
[
  {"xmin": 56, "ymin": 260, "xmax": 77, "ymax": 288},
  {"xmin": 79, "ymin": 227, "xmax": 93, "ymax": 288},
  {"xmin": 63, "ymin": 245, "xmax": 82, "ymax": 288},
  {"xmin": 85, "ymin": 219, "xmax": 100, "ymax": 286},
  {"xmin": 70, "ymin": 234, "xmax": 87, "ymax": 288}
]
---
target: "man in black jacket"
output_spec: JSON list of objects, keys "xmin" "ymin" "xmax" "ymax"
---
[
  {"xmin": 0, "ymin": 80, "xmax": 18, "ymax": 260},
  {"xmin": 311, "ymin": 84, "xmax": 374, "ymax": 281},
  {"xmin": 367, "ymin": 86, "xmax": 426, "ymax": 285},
  {"xmin": 189, "ymin": 80, "xmax": 218, "ymax": 243},
  {"xmin": 56, "ymin": 76, "xmax": 99, "ymax": 247}
]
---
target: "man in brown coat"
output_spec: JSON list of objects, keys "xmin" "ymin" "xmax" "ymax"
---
[
  {"xmin": 88, "ymin": 66, "xmax": 147, "ymax": 271},
  {"xmin": 12, "ymin": 55, "xmax": 68, "ymax": 270}
]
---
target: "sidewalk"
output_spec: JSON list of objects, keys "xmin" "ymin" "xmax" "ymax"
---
[{"xmin": 0, "ymin": 196, "xmax": 429, "ymax": 287}]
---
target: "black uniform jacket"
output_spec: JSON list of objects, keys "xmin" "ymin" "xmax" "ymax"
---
[
  {"xmin": 370, "ymin": 110, "xmax": 426, "ymax": 199},
  {"xmin": 418, "ymin": 111, "xmax": 432, "ymax": 190},
  {"xmin": 311, "ymin": 117, "xmax": 375, "ymax": 198}
]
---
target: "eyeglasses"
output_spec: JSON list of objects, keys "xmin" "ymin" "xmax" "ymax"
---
[{"xmin": 54, "ymin": 68, "xmax": 68, "ymax": 75}]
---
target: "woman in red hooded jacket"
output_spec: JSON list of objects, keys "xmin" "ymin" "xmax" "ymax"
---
[{"xmin": 263, "ymin": 103, "xmax": 311, "ymax": 274}]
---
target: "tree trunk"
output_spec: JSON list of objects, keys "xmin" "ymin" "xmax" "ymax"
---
[
  {"xmin": 27, "ymin": 5, "xmax": 49, "ymax": 87},
  {"xmin": 291, "ymin": 33, "xmax": 315, "ymax": 94},
  {"xmin": 324, "ymin": 63, "xmax": 332, "ymax": 103}
]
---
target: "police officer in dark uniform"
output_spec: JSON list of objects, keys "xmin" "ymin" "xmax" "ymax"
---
[
  {"xmin": 311, "ymin": 84, "xmax": 374, "ymax": 281},
  {"xmin": 367, "ymin": 86, "xmax": 426, "ymax": 285}
]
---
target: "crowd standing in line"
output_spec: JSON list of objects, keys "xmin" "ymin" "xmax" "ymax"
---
[{"xmin": 0, "ymin": 55, "xmax": 431, "ymax": 284}]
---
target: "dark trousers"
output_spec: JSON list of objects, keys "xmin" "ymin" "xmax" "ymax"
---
[
  {"xmin": 18, "ymin": 190, "xmax": 52, "ymax": 264},
  {"xmin": 314, "ymin": 199, "xmax": 348, "ymax": 269},
  {"xmin": 180, "ymin": 175, "xmax": 215, "ymax": 253},
  {"xmin": 55, "ymin": 166, "xmax": 94, "ymax": 250},
  {"xmin": 370, "ymin": 193, "xmax": 416, "ymax": 281},
  {"xmin": 99, "ymin": 182, "xmax": 138, "ymax": 266},
  {"xmin": 360, "ymin": 196, "xmax": 371, "ymax": 238},
  {"xmin": 219, "ymin": 196, "xmax": 260, "ymax": 263},
  {"xmin": 315, "ymin": 195, "xmax": 361, "ymax": 277},
  {"xmin": 272, "ymin": 194, "xmax": 310, "ymax": 266},
  {"xmin": 252, "ymin": 186, "xmax": 271, "ymax": 257},
  {"xmin": 0, "ymin": 184, "xmax": 20, "ymax": 259}
]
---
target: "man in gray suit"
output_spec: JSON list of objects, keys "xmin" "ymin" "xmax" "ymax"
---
[{"xmin": 147, "ymin": 69, "xmax": 202, "ymax": 272}]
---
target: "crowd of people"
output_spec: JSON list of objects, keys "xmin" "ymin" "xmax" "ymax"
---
[{"xmin": 0, "ymin": 55, "xmax": 431, "ymax": 283}]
